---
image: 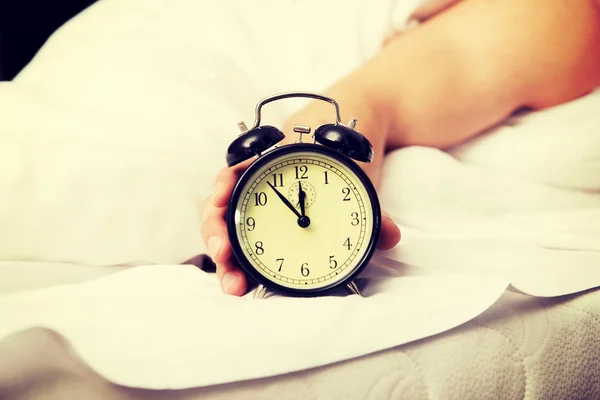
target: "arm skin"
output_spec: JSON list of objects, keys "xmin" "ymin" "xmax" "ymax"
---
[
  {"xmin": 363, "ymin": 0, "xmax": 600, "ymax": 149},
  {"xmin": 285, "ymin": 0, "xmax": 600, "ymax": 187}
]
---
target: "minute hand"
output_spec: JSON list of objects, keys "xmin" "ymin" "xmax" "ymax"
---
[{"xmin": 266, "ymin": 182, "xmax": 302, "ymax": 218}]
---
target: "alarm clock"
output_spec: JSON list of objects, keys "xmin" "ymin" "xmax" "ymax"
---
[{"xmin": 225, "ymin": 92, "xmax": 381, "ymax": 298}]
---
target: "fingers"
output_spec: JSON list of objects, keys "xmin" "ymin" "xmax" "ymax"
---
[
  {"xmin": 377, "ymin": 211, "xmax": 401, "ymax": 250},
  {"xmin": 216, "ymin": 258, "xmax": 248, "ymax": 297},
  {"xmin": 202, "ymin": 203, "xmax": 247, "ymax": 295},
  {"xmin": 200, "ymin": 206, "xmax": 231, "ymax": 265},
  {"xmin": 201, "ymin": 160, "xmax": 253, "ymax": 296},
  {"xmin": 211, "ymin": 159, "xmax": 252, "ymax": 208}
]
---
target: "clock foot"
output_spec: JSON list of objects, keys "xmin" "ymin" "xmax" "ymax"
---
[
  {"xmin": 253, "ymin": 284, "xmax": 268, "ymax": 299},
  {"xmin": 346, "ymin": 281, "xmax": 362, "ymax": 296}
]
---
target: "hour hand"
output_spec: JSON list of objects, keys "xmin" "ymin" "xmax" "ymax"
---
[
  {"xmin": 266, "ymin": 182, "xmax": 302, "ymax": 219},
  {"xmin": 298, "ymin": 181, "xmax": 306, "ymax": 217}
]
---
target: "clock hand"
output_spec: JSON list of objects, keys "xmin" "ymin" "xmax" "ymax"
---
[
  {"xmin": 266, "ymin": 181, "xmax": 302, "ymax": 219},
  {"xmin": 298, "ymin": 181, "xmax": 306, "ymax": 218}
]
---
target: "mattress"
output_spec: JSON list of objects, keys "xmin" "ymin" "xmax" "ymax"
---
[{"xmin": 2, "ymin": 286, "xmax": 598, "ymax": 399}]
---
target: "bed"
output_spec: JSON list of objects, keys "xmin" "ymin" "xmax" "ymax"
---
[
  {"xmin": 1, "ymin": 0, "xmax": 599, "ymax": 398},
  {"xmin": 1, "ymin": 272, "xmax": 598, "ymax": 399}
]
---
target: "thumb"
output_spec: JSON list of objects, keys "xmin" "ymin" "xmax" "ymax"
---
[{"xmin": 378, "ymin": 211, "xmax": 401, "ymax": 250}]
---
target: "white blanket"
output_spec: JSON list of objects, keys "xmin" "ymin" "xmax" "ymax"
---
[
  {"xmin": 378, "ymin": 89, "xmax": 600, "ymax": 297},
  {"xmin": 0, "ymin": 0, "xmax": 599, "ymax": 390},
  {"xmin": 0, "ymin": 263, "xmax": 509, "ymax": 389}
]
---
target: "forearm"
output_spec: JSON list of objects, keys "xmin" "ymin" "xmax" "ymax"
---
[{"xmin": 358, "ymin": 0, "xmax": 600, "ymax": 149}]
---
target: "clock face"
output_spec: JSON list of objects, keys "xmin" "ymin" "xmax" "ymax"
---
[{"xmin": 228, "ymin": 144, "xmax": 380, "ymax": 294}]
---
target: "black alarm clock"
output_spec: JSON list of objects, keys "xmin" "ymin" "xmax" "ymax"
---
[{"xmin": 225, "ymin": 92, "xmax": 381, "ymax": 298}]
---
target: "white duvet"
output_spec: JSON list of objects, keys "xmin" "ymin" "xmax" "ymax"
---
[{"xmin": 0, "ymin": 0, "xmax": 599, "ymax": 390}]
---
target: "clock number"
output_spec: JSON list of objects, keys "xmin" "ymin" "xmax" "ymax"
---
[
  {"xmin": 329, "ymin": 255, "xmax": 338, "ymax": 269},
  {"xmin": 300, "ymin": 262, "xmax": 310, "ymax": 277},
  {"xmin": 246, "ymin": 217, "xmax": 256, "ymax": 231},
  {"xmin": 295, "ymin": 165, "xmax": 308, "ymax": 179},
  {"xmin": 271, "ymin": 173, "xmax": 284, "ymax": 187},
  {"xmin": 254, "ymin": 241, "xmax": 264, "ymax": 255},
  {"xmin": 343, "ymin": 237, "xmax": 352, "ymax": 250},
  {"xmin": 276, "ymin": 258, "xmax": 284, "ymax": 272},
  {"xmin": 342, "ymin": 187, "xmax": 351, "ymax": 201},
  {"xmin": 323, "ymin": 171, "xmax": 329, "ymax": 184},
  {"xmin": 254, "ymin": 192, "xmax": 267, "ymax": 206},
  {"xmin": 351, "ymin": 212, "xmax": 360, "ymax": 226}
]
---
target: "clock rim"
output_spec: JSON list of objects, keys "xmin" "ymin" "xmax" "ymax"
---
[{"xmin": 226, "ymin": 143, "xmax": 382, "ymax": 297}]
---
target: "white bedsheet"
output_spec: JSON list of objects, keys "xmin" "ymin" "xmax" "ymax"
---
[{"xmin": 1, "ymin": 0, "xmax": 599, "ymax": 391}]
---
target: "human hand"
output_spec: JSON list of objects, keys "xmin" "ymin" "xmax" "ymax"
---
[{"xmin": 201, "ymin": 79, "xmax": 401, "ymax": 296}]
